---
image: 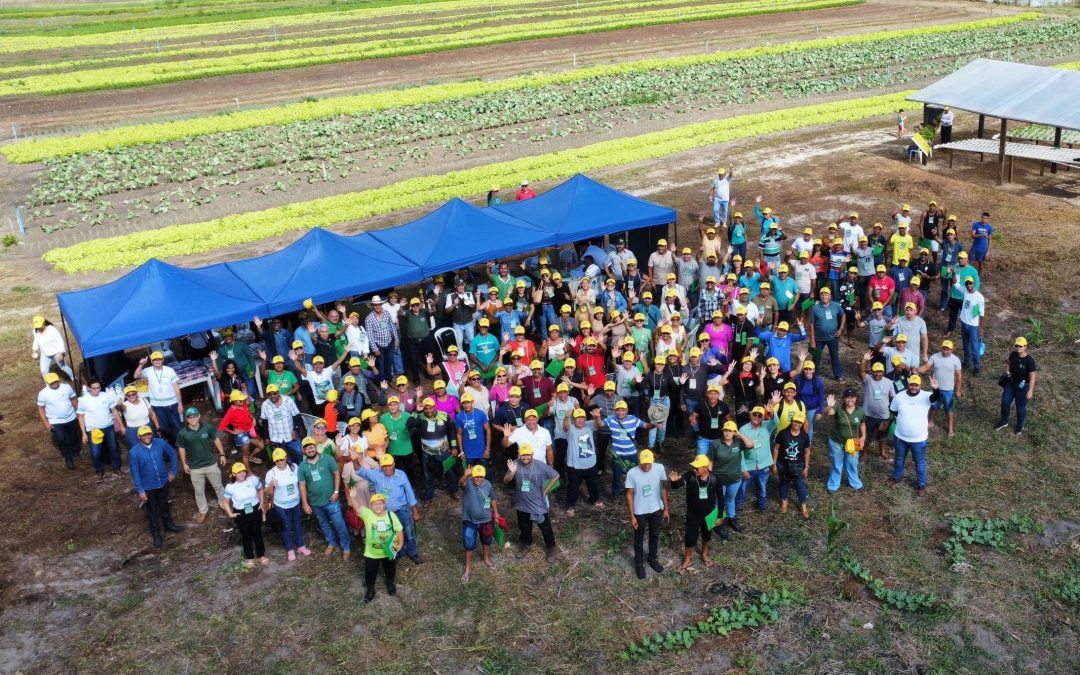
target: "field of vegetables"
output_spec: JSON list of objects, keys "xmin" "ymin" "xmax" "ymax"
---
[
  {"xmin": 0, "ymin": 0, "xmax": 860, "ymax": 96},
  {"xmin": 16, "ymin": 15, "xmax": 1080, "ymax": 247}
]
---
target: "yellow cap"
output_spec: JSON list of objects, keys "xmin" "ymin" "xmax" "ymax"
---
[
  {"xmin": 509, "ymin": 386, "xmax": 522, "ymax": 396},
  {"xmin": 642, "ymin": 291, "xmax": 653, "ymax": 299},
  {"xmin": 265, "ymin": 384, "xmax": 280, "ymax": 394},
  {"xmin": 690, "ymin": 455, "xmax": 711, "ymax": 469},
  {"xmin": 552, "ymin": 272, "xmax": 562, "ymax": 281},
  {"xmin": 614, "ymin": 400, "xmax": 628, "ymax": 409},
  {"xmin": 892, "ymin": 354, "xmax": 905, "ymax": 366},
  {"xmin": 292, "ymin": 340, "xmax": 304, "ymax": 349},
  {"xmin": 446, "ymin": 345, "xmax": 459, "ymax": 353},
  {"xmin": 707, "ymin": 384, "xmax": 722, "ymax": 394},
  {"xmin": 941, "ymin": 339, "xmax": 954, "ymax": 349},
  {"xmin": 766, "ymin": 357, "xmax": 779, "ymax": 366},
  {"xmin": 348, "ymin": 416, "xmax": 362, "ymax": 426},
  {"xmin": 313, "ymin": 418, "xmax": 327, "ymax": 428},
  {"xmin": 717, "ymin": 167, "xmax": 726, "ymax": 175},
  {"xmin": 461, "ymin": 393, "xmax": 474, "ymax": 403},
  {"xmin": 777, "ymin": 321, "xmax": 790, "ymax": 332},
  {"xmin": 828, "ymin": 223, "xmax": 838, "ymax": 230},
  {"xmin": 387, "ymin": 395, "xmax": 400, "ymax": 405},
  {"xmin": 361, "ymin": 409, "xmax": 377, "ymax": 421},
  {"xmin": 681, "ymin": 247, "xmax": 692, "ymax": 255},
  {"xmin": 548, "ymin": 324, "xmax": 560, "ymax": 333},
  {"xmin": 44, "ymin": 372, "xmax": 60, "ymax": 384},
  {"xmin": 325, "ymin": 390, "xmax": 338, "ymax": 402},
  {"xmin": 303, "ymin": 298, "xmax": 314, "ymax": 309},
  {"xmin": 229, "ymin": 390, "xmax": 247, "ymax": 402},
  {"xmin": 517, "ymin": 443, "xmax": 535, "ymax": 456},
  {"xmin": 761, "ymin": 282, "xmax": 772, "ymax": 289},
  {"xmin": 783, "ymin": 382, "xmax": 797, "ymax": 390},
  {"xmin": 32, "ymin": 315, "xmax": 45, "ymax": 328},
  {"xmin": 799, "ymin": 251, "xmax": 810, "ymax": 259},
  {"xmin": 572, "ymin": 408, "xmax": 587, "ymax": 419},
  {"xmin": 847, "ymin": 266, "xmax": 857, "ymax": 274},
  {"xmin": 762, "ymin": 207, "xmax": 773, "ymax": 215},
  {"xmin": 123, "ymin": 385, "xmax": 137, "ymax": 394},
  {"xmin": 958, "ymin": 251, "xmax": 969, "ymax": 259},
  {"xmin": 876, "ymin": 264, "xmax": 887, "ymax": 272},
  {"xmin": 433, "ymin": 379, "xmax": 447, "ymax": 389},
  {"xmin": 150, "ymin": 351, "xmax": 164, "ymax": 360},
  {"xmin": 529, "ymin": 360, "xmax": 543, "ymax": 370},
  {"xmin": 478, "ymin": 317, "xmax": 490, "ymax": 327},
  {"xmin": 563, "ymin": 358, "xmax": 577, "ymax": 368},
  {"xmin": 584, "ymin": 337, "xmax": 598, "ymax": 346},
  {"xmin": 791, "ymin": 413, "xmax": 806, "ymax": 424},
  {"xmin": 312, "ymin": 356, "xmax": 325, "ymax": 364},
  {"xmin": 1014, "ymin": 336, "xmax": 1028, "ymax": 347},
  {"xmin": 137, "ymin": 425, "xmax": 153, "ymax": 436},
  {"xmin": 342, "ymin": 375, "xmax": 356, "ymax": 385},
  {"xmin": 871, "ymin": 362, "xmax": 885, "ymax": 372},
  {"xmin": 802, "ymin": 361, "xmax": 815, "ymax": 371},
  {"xmin": 872, "ymin": 301, "xmax": 883, "ymax": 310},
  {"xmin": 516, "ymin": 279, "xmax": 527, "ymax": 288},
  {"xmin": 556, "ymin": 383, "xmax": 569, "ymax": 393},
  {"xmin": 603, "ymin": 381, "xmax": 616, "ymax": 390},
  {"xmin": 422, "ymin": 397, "xmax": 436, "ymax": 407},
  {"xmin": 803, "ymin": 227, "xmax": 813, "ymax": 235},
  {"xmin": 90, "ymin": 429, "xmax": 104, "ymax": 443},
  {"xmin": 232, "ymin": 462, "xmax": 248, "ymax": 475},
  {"xmin": 514, "ymin": 325, "xmax": 526, "ymax": 334},
  {"xmin": 666, "ymin": 272, "xmax": 677, "ymax": 281},
  {"xmin": 689, "ymin": 347, "xmax": 702, "ymax": 357},
  {"xmin": 895, "ymin": 333, "xmax": 908, "ymax": 342},
  {"xmin": 909, "ymin": 277, "xmax": 921, "ymax": 286},
  {"xmin": 948, "ymin": 214, "xmax": 958, "ymax": 222},
  {"xmin": 657, "ymin": 239, "xmax": 668, "ymax": 246},
  {"xmin": 902, "ymin": 204, "xmax": 911, "ymax": 211},
  {"xmin": 660, "ymin": 325, "xmax": 672, "ymax": 333},
  {"xmin": 302, "ymin": 436, "xmax": 317, "ymax": 448},
  {"xmin": 908, "ymin": 374, "xmax": 922, "ymax": 385},
  {"xmin": 379, "ymin": 454, "xmax": 396, "ymax": 467},
  {"xmin": 905, "ymin": 302, "xmax": 917, "ymax": 310},
  {"xmin": 409, "ymin": 297, "xmax": 421, "ymax": 305},
  {"xmin": 639, "ymin": 449, "xmax": 655, "ymax": 464},
  {"xmin": 524, "ymin": 409, "xmax": 538, "ymax": 419},
  {"xmin": 370, "ymin": 493, "xmax": 387, "ymax": 504},
  {"xmin": 778, "ymin": 263, "xmax": 790, "ymax": 273},
  {"xmin": 706, "ymin": 227, "xmax": 717, "ymax": 234},
  {"xmin": 470, "ymin": 464, "xmax": 487, "ymax": 478},
  {"xmin": 722, "ymin": 421, "xmax": 738, "ymax": 432},
  {"xmin": 272, "ymin": 448, "xmax": 287, "ymax": 462},
  {"xmin": 634, "ymin": 312, "xmax": 646, "ymax": 321},
  {"xmin": 621, "ymin": 352, "xmax": 635, "ymax": 362},
  {"xmin": 735, "ymin": 306, "xmax": 747, "ymax": 315}
]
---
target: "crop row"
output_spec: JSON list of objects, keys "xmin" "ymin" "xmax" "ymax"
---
[
  {"xmin": 41, "ymin": 90, "xmax": 911, "ymax": 273},
  {"xmin": 0, "ymin": 0, "xmax": 730, "ymax": 52},
  {"xmin": 0, "ymin": 0, "xmax": 861, "ymax": 97},
  {"xmin": 2, "ymin": 12, "xmax": 1041, "ymax": 163},
  {"xmin": 27, "ymin": 16, "xmax": 1078, "ymax": 217},
  {"xmin": 0, "ymin": 0, "xmax": 785, "ymax": 75}
]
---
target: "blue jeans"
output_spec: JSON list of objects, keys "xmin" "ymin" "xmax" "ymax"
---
[
  {"xmin": 422, "ymin": 451, "xmax": 459, "ymax": 501},
  {"xmin": 891, "ymin": 438, "xmax": 927, "ymax": 488},
  {"xmin": 152, "ymin": 404, "xmax": 182, "ymax": 442},
  {"xmin": 815, "ymin": 337, "xmax": 843, "ymax": 379},
  {"xmin": 394, "ymin": 507, "xmax": 419, "ymax": 558},
  {"xmin": 777, "ymin": 460, "xmax": 808, "ymax": 503},
  {"xmin": 805, "ymin": 408, "xmax": 818, "ymax": 443},
  {"xmin": 961, "ymin": 322, "xmax": 980, "ymax": 369},
  {"xmin": 275, "ymin": 503, "xmax": 305, "ymax": 551},
  {"xmin": 647, "ymin": 396, "xmax": 670, "ymax": 446},
  {"xmin": 695, "ymin": 436, "xmax": 711, "ymax": 456},
  {"xmin": 721, "ymin": 481, "xmax": 739, "ymax": 520},
  {"xmin": 998, "ymin": 381, "xmax": 1030, "ymax": 433},
  {"xmin": 462, "ymin": 520, "xmax": 493, "ymax": 551},
  {"xmin": 391, "ymin": 345, "xmax": 404, "ymax": 377},
  {"xmin": 452, "ymin": 322, "xmax": 476, "ymax": 348},
  {"xmin": 827, "ymin": 437, "xmax": 862, "ymax": 491},
  {"xmin": 939, "ymin": 276, "xmax": 951, "ymax": 311},
  {"xmin": 373, "ymin": 346, "xmax": 394, "ymax": 382},
  {"xmin": 712, "ymin": 199, "xmax": 728, "ymax": 226},
  {"xmin": 686, "ymin": 398, "xmax": 701, "ymax": 433},
  {"xmin": 737, "ymin": 468, "xmax": 770, "ymax": 511},
  {"xmin": 88, "ymin": 426, "xmax": 121, "ymax": 474},
  {"xmin": 541, "ymin": 305, "xmax": 558, "ymax": 334},
  {"xmin": 611, "ymin": 453, "xmax": 639, "ymax": 497},
  {"xmin": 124, "ymin": 423, "xmax": 156, "ymax": 448},
  {"xmin": 311, "ymin": 500, "xmax": 351, "ymax": 552},
  {"xmin": 732, "ymin": 242, "xmax": 746, "ymax": 259},
  {"xmin": 275, "ymin": 439, "xmax": 303, "ymax": 464}
]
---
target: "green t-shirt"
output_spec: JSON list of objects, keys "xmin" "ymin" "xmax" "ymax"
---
[
  {"xmin": 316, "ymin": 439, "xmax": 337, "ymax": 460},
  {"xmin": 176, "ymin": 423, "xmax": 220, "ymax": 470},
  {"xmin": 709, "ymin": 438, "xmax": 744, "ymax": 486},
  {"xmin": 361, "ymin": 506, "xmax": 402, "ymax": 559},
  {"xmin": 325, "ymin": 320, "xmax": 349, "ymax": 358},
  {"xmin": 829, "ymin": 407, "xmax": 866, "ymax": 444},
  {"xmin": 631, "ymin": 326, "xmax": 652, "ymax": 353},
  {"xmin": 381, "ymin": 411, "xmax": 413, "ymax": 457},
  {"xmin": 298, "ymin": 454, "xmax": 338, "ymax": 507},
  {"xmin": 268, "ymin": 369, "xmax": 299, "ymax": 400}
]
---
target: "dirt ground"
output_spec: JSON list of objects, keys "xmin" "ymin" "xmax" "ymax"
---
[
  {"xmin": 2, "ymin": 111, "xmax": 1079, "ymax": 673},
  {"xmin": 0, "ymin": 0, "xmax": 1001, "ymax": 135}
]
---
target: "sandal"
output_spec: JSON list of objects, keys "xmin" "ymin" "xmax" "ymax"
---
[
  {"xmin": 259, "ymin": 557, "xmax": 270, "ymax": 565},
  {"xmin": 565, "ymin": 508, "xmax": 576, "ymax": 517},
  {"xmin": 248, "ymin": 456, "xmax": 263, "ymax": 465},
  {"xmin": 245, "ymin": 560, "xmax": 255, "ymax": 570}
]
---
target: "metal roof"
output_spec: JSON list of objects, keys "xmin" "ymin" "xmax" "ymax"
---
[{"xmin": 908, "ymin": 59, "xmax": 1080, "ymax": 132}]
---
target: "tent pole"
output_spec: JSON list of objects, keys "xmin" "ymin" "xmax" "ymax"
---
[
  {"xmin": 977, "ymin": 114, "xmax": 985, "ymax": 139},
  {"xmin": 59, "ymin": 311, "xmax": 80, "ymax": 388},
  {"xmin": 1051, "ymin": 126, "xmax": 1062, "ymax": 174},
  {"xmin": 997, "ymin": 118, "xmax": 1007, "ymax": 185}
]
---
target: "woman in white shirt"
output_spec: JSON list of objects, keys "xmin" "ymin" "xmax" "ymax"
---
[
  {"xmin": 222, "ymin": 463, "xmax": 268, "ymax": 569},
  {"xmin": 264, "ymin": 449, "xmax": 310, "ymax": 561},
  {"xmin": 345, "ymin": 312, "xmax": 370, "ymax": 359},
  {"xmin": 77, "ymin": 378, "xmax": 123, "ymax": 481},
  {"xmin": 31, "ymin": 315, "xmax": 74, "ymax": 381},
  {"xmin": 119, "ymin": 385, "xmax": 159, "ymax": 447},
  {"xmin": 460, "ymin": 372, "xmax": 491, "ymax": 418}
]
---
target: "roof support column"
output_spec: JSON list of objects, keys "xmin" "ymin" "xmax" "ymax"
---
[
  {"xmin": 977, "ymin": 114, "xmax": 985, "ymax": 139},
  {"xmin": 1051, "ymin": 126, "xmax": 1062, "ymax": 174},
  {"xmin": 997, "ymin": 118, "xmax": 1008, "ymax": 185}
]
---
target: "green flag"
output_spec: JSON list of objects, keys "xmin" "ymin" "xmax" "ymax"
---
[
  {"xmin": 534, "ymin": 402, "xmax": 550, "ymax": 417},
  {"xmin": 381, "ymin": 536, "xmax": 395, "ymax": 559},
  {"xmin": 544, "ymin": 478, "xmax": 561, "ymax": 494},
  {"xmin": 800, "ymin": 297, "xmax": 815, "ymax": 311},
  {"xmin": 846, "ymin": 292, "xmax": 856, "ymax": 305},
  {"xmin": 545, "ymin": 360, "xmax": 565, "ymax": 378},
  {"xmin": 872, "ymin": 243, "xmax": 885, "ymax": 256},
  {"xmin": 610, "ymin": 451, "xmax": 633, "ymax": 473},
  {"xmin": 887, "ymin": 420, "xmax": 896, "ymax": 439},
  {"xmin": 704, "ymin": 502, "xmax": 720, "ymax": 530},
  {"xmin": 441, "ymin": 453, "xmax": 459, "ymax": 474},
  {"xmin": 918, "ymin": 238, "xmax": 932, "ymax": 251},
  {"xmin": 493, "ymin": 522, "xmax": 506, "ymax": 547},
  {"xmin": 971, "ymin": 303, "xmax": 980, "ymax": 318}
]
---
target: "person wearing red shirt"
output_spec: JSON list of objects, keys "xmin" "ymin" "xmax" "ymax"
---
[
  {"xmin": 506, "ymin": 326, "xmax": 538, "ymax": 364},
  {"xmin": 521, "ymin": 360, "xmax": 555, "ymax": 411},
  {"xmin": 575, "ymin": 337, "xmax": 608, "ymax": 391},
  {"xmin": 218, "ymin": 391, "xmax": 265, "ymax": 468},
  {"xmin": 515, "ymin": 179, "xmax": 537, "ymax": 201},
  {"xmin": 867, "ymin": 264, "xmax": 897, "ymax": 318}
]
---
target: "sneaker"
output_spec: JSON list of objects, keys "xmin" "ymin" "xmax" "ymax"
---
[
  {"xmin": 96, "ymin": 474, "xmax": 105, "ymax": 484},
  {"xmin": 408, "ymin": 554, "xmax": 423, "ymax": 565},
  {"xmin": 636, "ymin": 566, "xmax": 646, "ymax": 580},
  {"xmin": 727, "ymin": 518, "xmax": 743, "ymax": 534},
  {"xmin": 994, "ymin": 423, "xmax": 1009, "ymax": 431},
  {"xmin": 1015, "ymin": 428, "xmax": 1024, "ymax": 436},
  {"xmin": 648, "ymin": 560, "xmax": 664, "ymax": 574},
  {"xmin": 64, "ymin": 458, "xmax": 75, "ymax": 470},
  {"xmin": 515, "ymin": 546, "xmax": 530, "ymax": 560},
  {"xmin": 112, "ymin": 469, "xmax": 125, "ymax": 478}
]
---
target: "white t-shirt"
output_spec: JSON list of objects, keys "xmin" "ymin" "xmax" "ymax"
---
[
  {"xmin": 840, "ymin": 223, "xmax": 864, "ymax": 253},
  {"xmin": 337, "ymin": 433, "xmax": 369, "ymax": 458},
  {"xmin": 889, "ymin": 390, "xmax": 933, "ymax": 443},
  {"xmin": 122, "ymin": 397, "xmax": 152, "ymax": 428},
  {"xmin": 792, "ymin": 261, "xmax": 817, "ymax": 294},
  {"xmin": 461, "ymin": 385, "xmax": 491, "ymax": 419},
  {"xmin": 264, "ymin": 466, "xmax": 301, "ymax": 508},
  {"xmin": 791, "ymin": 237, "xmax": 815, "ymax": 257},
  {"xmin": 38, "ymin": 384, "xmax": 77, "ymax": 423},
  {"xmin": 78, "ymin": 390, "xmax": 117, "ymax": 429},
  {"xmin": 144, "ymin": 365, "xmax": 179, "ymax": 406},
  {"xmin": 224, "ymin": 475, "xmax": 263, "ymax": 511},
  {"xmin": 957, "ymin": 287, "xmax": 985, "ymax": 327},
  {"xmin": 345, "ymin": 324, "xmax": 370, "ymax": 356},
  {"xmin": 711, "ymin": 175, "xmax": 731, "ymax": 201},
  {"xmin": 305, "ymin": 368, "xmax": 335, "ymax": 404},
  {"xmin": 33, "ymin": 325, "xmax": 67, "ymax": 357},
  {"xmin": 509, "ymin": 425, "xmax": 554, "ymax": 465}
]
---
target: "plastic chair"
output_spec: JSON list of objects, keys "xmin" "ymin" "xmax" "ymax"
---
[
  {"xmin": 150, "ymin": 340, "xmax": 176, "ymax": 363},
  {"xmin": 433, "ymin": 327, "xmax": 461, "ymax": 361},
  {"xmin": 559, "ymin": 248, "xmax": 579, "ymax": 272}
]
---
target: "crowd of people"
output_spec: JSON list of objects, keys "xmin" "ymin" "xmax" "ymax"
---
[{"xmin": 33, "ymin": 170, "xmax": 1036, "ymax": 589}]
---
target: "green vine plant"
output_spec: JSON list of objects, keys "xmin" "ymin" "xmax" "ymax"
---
[
  {"xmin": 619, "ymin": 588, "xmax": 800, "ymax": 662},
  {"xmin": 944, "ymin": 514, "xmax": 1044, "ymax": 568}
]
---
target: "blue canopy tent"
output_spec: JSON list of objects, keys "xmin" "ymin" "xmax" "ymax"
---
[
  {"xmin": 367, "ymin": 197, "xmax": 554, "ymax": 278},
  {"xmin": 226, "ymin": 227, "xmax": 423, "ymax": 316},
  {"xmin": 57, "ymin": 259, "xmax": 270, "ymax": 359},
  {"xmin": 493, "ymin": 173, "xmax": 676, "ymax": 244}
]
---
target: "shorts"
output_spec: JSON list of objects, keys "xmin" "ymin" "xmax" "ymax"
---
[
  {"xmin": 865, "ymin": 416, "xmax": 890, "ymax": 441},
  {"xmin": 462, "ymin": 520, "xmax": 493, "ymax": 551},
  {"xmin": 968, "ymin": 249, "xmax": 987, "ymax": 262},
  {"xmin": 932, "ymin": 390, "xmax": 955, "ymax": 413},
  {"xmin": 684, "ymin": 513, "xmax": 712, "ymax": 548},
  {"xmin": 235, "ymin": 432, "xmax": 252, "ymax": 446}
]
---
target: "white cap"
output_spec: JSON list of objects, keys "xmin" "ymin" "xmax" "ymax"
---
[{"xmin": 521, "ymin": 179, "xmax": 529, "ymax": 186}]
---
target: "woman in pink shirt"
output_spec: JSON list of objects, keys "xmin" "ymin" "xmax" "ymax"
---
[{"xmin": 703, "ymin": 311, "xmax": 734, "ymax": 359}]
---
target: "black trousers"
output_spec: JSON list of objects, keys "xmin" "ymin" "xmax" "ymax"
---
[
  {"xmin": 516, "ymin": 510, "xmax": 555, "ymax": 548},
  {"xmin": 144, "ymin": 483, "xmax": 175, "ymax": 539},
  {"xmin": 364, "ymin": 555, "xmax": 397, "ymax": 588},
  {"xmin": 235, "ymin": 509, "xmax": 266, "ymax": 559},
  {"xmin": 633, "ymin": 509, "xmax": 662, "ymax": 566},
  {"xmin": 565, "ymin": 465, "xmax": 599, "ymax": 507}
]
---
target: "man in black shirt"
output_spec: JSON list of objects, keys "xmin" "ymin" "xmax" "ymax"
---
[
  {"xmin": 492, "ymin": 386, "xmax": 530, "ymax": 461},
  {"xmin": 688, "ymin": 384, "xmax": 732, "ymax": 457}
]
